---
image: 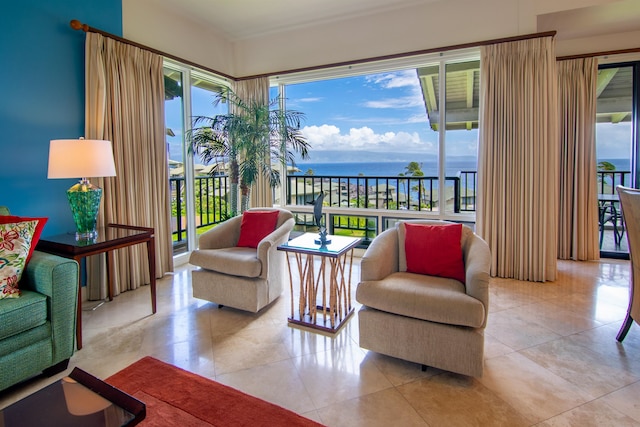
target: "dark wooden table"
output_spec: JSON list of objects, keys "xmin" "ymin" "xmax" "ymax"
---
[
  {"xmin": 37, "ymin": 224, "xmax": 156, "ymax": 350},
  {"xmin": 0, "ymin": 367, "xmax": 145, "ymax": 426}
]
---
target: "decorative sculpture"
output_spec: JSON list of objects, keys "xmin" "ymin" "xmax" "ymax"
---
[{"xmin": 312, "ymin": 192, "xmax": 330, "ymax": 246}]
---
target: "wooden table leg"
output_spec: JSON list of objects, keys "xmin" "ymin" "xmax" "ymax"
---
[
  {"xmin": 147, "ymin": 235, "xmax": 156, "ymax": 314},
  {"xmin": 106, "ymin": 251, "xmax": 114, "ymax": 301},
  {"xmin": 75, "ymin": 267, "xmax": 82, "ymax": 350}
]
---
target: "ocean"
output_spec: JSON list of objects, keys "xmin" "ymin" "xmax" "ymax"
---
[
  {"xmin": 289, "ymin": 158, "xmax": 631, "ymax": 177},
  {"xmin": 290, "ymin": 160, "xmax": 477, "ymax": 177}
]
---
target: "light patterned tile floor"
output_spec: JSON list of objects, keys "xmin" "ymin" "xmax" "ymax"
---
[{"xmin": 2, "ymin": 257, "xmax": 640, "ymax": 426}]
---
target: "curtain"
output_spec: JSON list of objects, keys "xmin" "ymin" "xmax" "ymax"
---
[
  {"xmin": 233, "ymin": 77, "xmax": 273, "ymax": 208},
  {"xmin": 557, "ymin": 58, "xmax": 600, "ymax": 260},
  {"xmin": 85, "ymin": 33, "xmax": 173, "ymax": 299},
  {"xmin": 477, "ymin": 36, "xmax": 558, "ymax": 282}
]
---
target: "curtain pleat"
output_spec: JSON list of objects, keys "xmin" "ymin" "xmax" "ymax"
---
[
  {"xmin": 85, "ymin": 33, "xmax": 173, "ymax": 299},
  {"xmin": 557, "ymin": 58, "xmax": 600, "ymax": 260},
  {"xmin": 233, "ymin": 78, "xmax": 273, "ymax": 208},
  {"xmin": 477, "ymin": 37, "xmax": 558, "ymax": 282}
]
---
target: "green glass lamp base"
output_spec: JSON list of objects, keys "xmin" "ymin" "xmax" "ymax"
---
[{"xmin": 67, "ymin": 179, "xmax": 102, "ymax": 240}]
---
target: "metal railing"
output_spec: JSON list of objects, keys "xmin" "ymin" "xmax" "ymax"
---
[
  {"xmin": 169, "ymin": 169, "xmax": 631, "ymax": 253},
  {"xmin": 285, "ymin": 171, "xmax": 478, "ymax": 213},
  {"xmin": 170, "ymin": 175, "xmax": 229, "ymax": 247},
  {"xmin": 597, "ymin": 170, "xmax": 631, "ymax": 194}
]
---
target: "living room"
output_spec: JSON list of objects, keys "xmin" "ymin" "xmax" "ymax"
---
[{"xmin": 2, "ymin": 0, "xmax": 640, "ymax": 425}]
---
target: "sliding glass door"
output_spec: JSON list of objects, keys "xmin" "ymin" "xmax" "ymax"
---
[
  {"xmin": 596, "ymin": 61, "xmax": 640, "ymax": 258},
  {"xmin": 164, "ymin": 62, "xmax": 229, "ymax": 257}
]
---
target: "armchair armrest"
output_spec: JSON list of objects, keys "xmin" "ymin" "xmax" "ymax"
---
[
  {"xmin": 360, "ymin": 228, "xmax": 399, "ymax": 281},
  {"xmin": 257, "ymin": 217, "xmax": 295, "ymax": 279},
  {"xmin": 197, "ymin": 216, "xmax": 243, "ymax": 249},
  {"xmin": 463, "ymin": 234, "xmax": 491, "ymax": 321},
  {"xmin": 20, "ymin": 251, "xmax": 79, "ymax": 362}
]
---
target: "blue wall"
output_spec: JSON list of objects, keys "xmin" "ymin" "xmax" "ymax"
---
[{"xmin": 0, "ymin": 0, "xmax": 122, "ymax": 236}]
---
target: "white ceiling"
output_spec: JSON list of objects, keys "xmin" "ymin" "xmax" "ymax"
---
[{"xmin": 152, "ymin": 0, "xmax": 441, "ymax": 41}]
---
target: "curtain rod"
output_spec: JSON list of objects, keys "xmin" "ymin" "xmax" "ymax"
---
[
  {"xmin": 237, "ymin": 30, "xmax": 558, "ymax": 81},
  {"xmin": 557, "ymin": 46, "xmax": 640, "ymax": 61},
  {"xmin": 72, "ymin": 20, "xmax": 557, "ymax": 82},
  {"xmin": 70, "ymin": 20, "xmax": 236, "ymax": 81}
]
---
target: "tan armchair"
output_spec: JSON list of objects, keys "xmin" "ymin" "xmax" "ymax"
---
[
  {"xmin": 356, "ymin": 220, "xmax": 491, "ymax": 377},
  {"xmin": 189, "ymin": 208, "xmax": 295, "ymax": 313}
]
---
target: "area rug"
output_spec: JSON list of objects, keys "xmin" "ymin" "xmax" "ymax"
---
[{"xmin": 106, "ymin": 356, "xmax": 324, "ymax": 427}]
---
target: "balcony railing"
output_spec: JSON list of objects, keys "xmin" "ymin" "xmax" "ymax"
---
[
  {"xmin": 170, "ymin": 170, "xmax": 629, "ymax": 252},
  {"xmin": 597, "ymin": 170, "xmax": 630, "ymax": 194},
  {"xmin": 285, "ymin": 171, "xmax": 478, "ymax": 213}
]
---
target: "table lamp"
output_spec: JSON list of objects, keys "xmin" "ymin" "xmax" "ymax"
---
[{"xmin": 48, "ymin": 138, "xmax": 117, "ymax": 240}]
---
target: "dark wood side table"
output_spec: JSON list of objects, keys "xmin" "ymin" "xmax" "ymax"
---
[
  {"xmin": 0, "ymin": 367, "xmax": 146, "ymax": 426},
  {"xmin": 37, "ymin": 224, "xmax": 156, "ymax": 350}
]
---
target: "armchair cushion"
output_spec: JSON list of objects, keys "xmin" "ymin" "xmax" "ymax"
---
[
  {"xmin": 357, "ymin": 272, "xmax": 485, "ymax": 328},
  {"xmin": 190, "ymin": 247, "xmax": 262, "ymax": 278},
  {"xmin": 237, "ymin": 210, "xmax": 280, "ymax": 248},
  {"xmin": 402, "ymin": 222, "xmax": 465, "ymax": 284}
]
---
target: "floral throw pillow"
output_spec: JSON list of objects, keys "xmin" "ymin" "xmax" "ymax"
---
[{"xmin": 0, "ymin": 220, "xmax": 38, "ymax": 299}]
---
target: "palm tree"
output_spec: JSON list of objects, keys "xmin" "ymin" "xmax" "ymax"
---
[
  {"xmin": 598, "ymin": 160, "xmax": 617, "ymax": 190},
  {"xmin": 402, "ymin": 162, "xmax": 425, "ymax": 209},
  {"xmin": 189, "ymin": 89, "xmax": 310, "ymax": 214}
]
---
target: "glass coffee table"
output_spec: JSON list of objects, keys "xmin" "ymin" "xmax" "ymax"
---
[
  {"xmin": 278, "ymin": 233, "xmax": 361, "ymax": 333},
  {"xmin": 0, "ymin": 367, "xmax": 145, "ymax": 426}
]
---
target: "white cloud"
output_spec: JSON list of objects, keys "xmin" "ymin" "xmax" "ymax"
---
[
  {"xmin": 301, "ymin": 124, "xmax": 436, "ymax": 154},
  {"xmin": 363, "ymin": 70, "xmax": 423, "ymax": 110},
  {"xmin": 298, "ymin": 97, "xmax": 323, "ymax": 103},
  {"xmin": 366, "ymin": 70, "xmax": 419, "ymax": 89}
]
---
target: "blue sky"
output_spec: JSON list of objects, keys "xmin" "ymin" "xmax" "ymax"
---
[
  {"xmin": 166, "ymin": 68, "xmax": 632, "ymax": 167},
  {"xmin": 280, "ymin": 70, "xmax": 474, "ymax": 163}
]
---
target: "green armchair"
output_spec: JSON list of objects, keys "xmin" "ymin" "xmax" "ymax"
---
[{"xmin": 0, "ymin": 212, "xmax": 79, "ymax": 391}]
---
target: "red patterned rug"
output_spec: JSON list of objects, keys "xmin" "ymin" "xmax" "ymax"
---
[{"xmin": 106, "ymin": 356, "xmax": 323, "ymax": 427}]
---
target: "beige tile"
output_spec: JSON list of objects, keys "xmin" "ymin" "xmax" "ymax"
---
[
  {"xmin": 292, "ymin": 342, "xmax": 393, "ymax": 409},
  {"xmin": 398, "ymin": 372, "xmax": 531, "ymax": 426},
  {"xmin": 216, "ymin": 359, "xmax": 315, "ymax": 414},
  {"xmin": 479, "ymin": 352, "xmax": 593, "ymax": 423},
  {"xmin": 486, "ymin": 308, "xmax": 561, "ymax": 351},
  {"xmin": 361, "ymin": 351, "xmax": 437, "ymax": 387},
  {"xmin": 521, "ymin": 338, "xmax": 640, "ymax": 397},
  {"xmin": 601, "ymin": 381, "xmax": 640, "ymax": 422},
  {"xmin": 317, "ymin": 388, "xmax": 428, "ymax": 427},
  {"xmin": 536, "ymin": 399, "xmax": 640, "ymax": 427},
  {"xmin": 6, "ymin": 257, "xmax": 640, "ymax": 427}
]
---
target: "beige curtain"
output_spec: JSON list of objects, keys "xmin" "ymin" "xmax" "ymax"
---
[
  {"xmin": 477, "ymin": 36, "xmax": 558, "ymax": 282},
  {"xmin": 85, "ymin": 33, "xmax": 173, "ymax": 299},
  {"xmin": 233, "ymin": 77, "xmax": 273, "ymax": 208},
  {"xmin": 557, "ymin": 58, "xmax": 600, "ymax": 261}
]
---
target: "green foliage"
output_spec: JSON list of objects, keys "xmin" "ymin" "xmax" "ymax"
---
[{"xmin": 187, "ymin": 89, "xmax": 311, "ymax": 213}]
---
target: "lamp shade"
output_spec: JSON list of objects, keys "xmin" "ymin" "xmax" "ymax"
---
[{"xmin": 48, "ymin": 139, "xmax": 116, "ymax": 179}]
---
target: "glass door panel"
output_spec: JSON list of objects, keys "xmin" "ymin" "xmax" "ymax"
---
[
  {"xmin": 164, "ymin": 67, "xmax": 188, "ymax": 255},
  {"xmin": 596, "ymin": 64, "xmax": 634, "ymax": 257}
]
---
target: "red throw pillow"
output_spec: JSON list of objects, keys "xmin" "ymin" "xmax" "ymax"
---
[
  {"xmin": 236, "ymin": 210, "xmax": 280, "ymax": 248},
  {"xmin": 0, "ymin": 215, "xmax": 48, "ymax": 264},
  {"xmin": 404, "ymin": 222, "xmax": 465, "ymax": 283}
]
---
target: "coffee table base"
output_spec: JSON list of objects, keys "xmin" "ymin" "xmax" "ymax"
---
[{"xmin": 288, "ymin": 306, "xmax": 355, "ymax": 334}]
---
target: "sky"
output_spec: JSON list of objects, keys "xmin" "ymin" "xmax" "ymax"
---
[
  {"xmin": 280, "ymin": 70, "xmax": 478, "ymax": 164},
  {"xmin": 166, "ymin": 67, "xmax": 633, "ymax": 168}
]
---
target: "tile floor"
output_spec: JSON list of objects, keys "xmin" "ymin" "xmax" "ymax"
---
[{"xmin": 2, "ymin": 257, "xmax": 640, "ymax": 426}]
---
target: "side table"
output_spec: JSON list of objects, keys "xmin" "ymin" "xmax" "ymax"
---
[
  {"xmin": 37, "ymin": 224, "xmax": 156, "ymax": 350},
  {"xmin": 278, "ymin": 233, "xmax": 361, "ymax": 333}
]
